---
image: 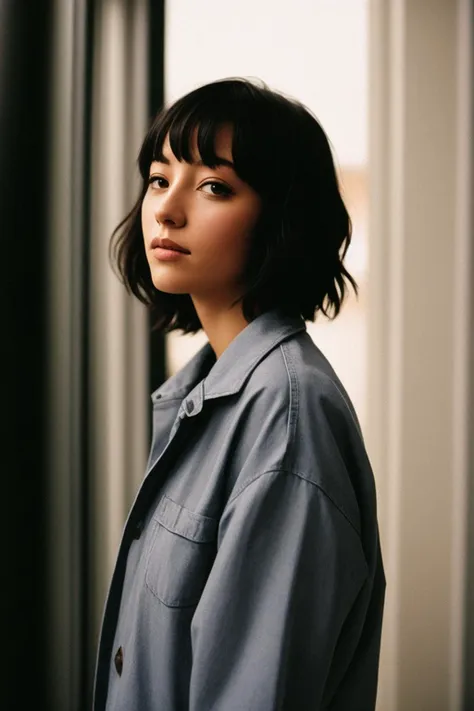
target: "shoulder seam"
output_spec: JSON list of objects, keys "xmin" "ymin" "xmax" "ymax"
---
[
  {"xmin": 280, "ymin": 342, "xmax": 299, "ymax": 471},
  {"xmin": 226, "ymin": 468, "xmax": 362, "ymax": 541},
  {"xmin": 282, "ymin": 337, "xmax": 364, "ymax": 438}
]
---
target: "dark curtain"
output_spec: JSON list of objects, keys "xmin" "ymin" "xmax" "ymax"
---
[
  {"xmin": 1, "ymin": 1, "xmax": 92, "ymax": 709},
  {"xmin": 1, "ymin": 1, "xmax": 52, "ymax": 709},
  {"xmin": 147, "ymin": 0, "xmax": 167, "ymax": 407},
  {"xmin": 1, "ymin": 0, "xmax": 166, "ymax": 708}
]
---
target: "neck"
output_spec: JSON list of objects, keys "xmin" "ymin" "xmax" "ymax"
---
[{"xmin": 191, "ymin": 297, "xmax": 251, "ymax": 359}]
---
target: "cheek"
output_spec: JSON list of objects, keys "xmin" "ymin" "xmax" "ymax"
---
[
  {"xmin": 199, "ymin": 222, "xmax": 247, "ymax": 277},
  {"xmin": 205, "ymin": 204, "xmax": 260, "ymax": 258},
  {"xmin": 141, "ymin": 199, "xmax": 152, "ymax": 239},
  {"xmin": 230, "ymin": 209, "xmax": 260, "ymax": 266}
]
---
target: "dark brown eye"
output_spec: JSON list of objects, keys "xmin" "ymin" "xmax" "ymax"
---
[
  {"xmin": 200, "ymin": 181, "xmax": 233, "ymax": 197},
  {"xmin": 148, "ymin": 176, "xmax": 168, "ymax": 189}
]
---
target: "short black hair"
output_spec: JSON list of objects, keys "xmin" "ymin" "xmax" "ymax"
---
[{"xmin": 109, "ymin": 77, "xmax": 358, "ymax": 333}]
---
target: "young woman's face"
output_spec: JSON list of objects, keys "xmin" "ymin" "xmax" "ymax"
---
[{"xmin": 141, "ymin": 125, "xmax": 262, "ymax": 306}]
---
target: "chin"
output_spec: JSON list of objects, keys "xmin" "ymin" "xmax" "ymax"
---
[{"xmin": 151, "ymin": 276, "xmax": 192, "ymax": 295}]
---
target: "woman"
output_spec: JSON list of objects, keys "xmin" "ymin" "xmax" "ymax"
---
[{"xmin": 93, "ymin": 77, "xmax": 385, "ymax": 711}]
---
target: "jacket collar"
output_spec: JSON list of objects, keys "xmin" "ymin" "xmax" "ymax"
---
[{"xmin": 151, "ymin": 308, "xmax": 307, "ymax": 415}]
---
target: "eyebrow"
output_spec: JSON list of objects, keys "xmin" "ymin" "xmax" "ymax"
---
[{"xmin": 154, "ymin": 153, "xmax": 235, "ymax": 170}]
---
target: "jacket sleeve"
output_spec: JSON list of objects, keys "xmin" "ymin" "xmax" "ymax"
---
[{"xmin": 188, "ymin": 469, "xmax": 369, "ymax": 711}]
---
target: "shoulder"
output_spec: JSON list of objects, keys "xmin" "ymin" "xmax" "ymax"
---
[
  {"xmin": 248, "ymin": 330, "xmax": 361, "ymax": 434},
  {"xmin": 243, "ymin": 331, "xmax": 373, "ymax": 535}
]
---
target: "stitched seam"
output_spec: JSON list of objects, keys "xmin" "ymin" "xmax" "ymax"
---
[
  {"xmin": 144, "ymin": 521, "xmax": 199, "ymax": 608},
  {"xmin": 226, "ymin": 468, "xmax": 362, "ymax": 541},
  {"xmin": 160, "ymin": 495, "xmax": 217, "ymax": 523},
  {"xmin": 153, "ymin": 520, "xmax": 211, "ymax": 544},
  {"xmin": 145, "ymin": 581, "xmax": 197, "ymax": 608},
  {"xmin": 280, "ymin": 342, "xmax": 299, "ymax": 471}
]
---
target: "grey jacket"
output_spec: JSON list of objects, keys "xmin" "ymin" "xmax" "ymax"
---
[{"xmin": 93, "ymin": 309, "xmax": 385, "ymax": 711}]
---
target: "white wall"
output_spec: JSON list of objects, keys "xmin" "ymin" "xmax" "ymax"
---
[
  {"xmin": 165, "ymin": 0, "xmax": 368, "ymax": 168},
  {"xmin": 368, "ymin": 1, "xmax": 472, "ymax": 708}
]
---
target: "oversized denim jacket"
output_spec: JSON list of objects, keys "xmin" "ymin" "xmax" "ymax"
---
[{"xmin": 93, "ymin": 308, "xmax": 386, "ymax": 711}]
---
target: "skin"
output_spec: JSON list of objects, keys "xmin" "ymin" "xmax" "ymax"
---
[{"xmin": 141, "ymin": 124, "xmax": 262, "ymax": 358}]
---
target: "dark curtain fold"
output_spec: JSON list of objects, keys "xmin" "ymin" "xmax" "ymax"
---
[
  {"xmin": 148, "ymin": 0, "xmax": 167, "ymax": 410},
  {"xmin": 1, "ymin": 1, "xmax": 53, "ymax": 710},
  {"xmin": 1, "ymin": 1, "xmax": 93, "ymax": 709}
]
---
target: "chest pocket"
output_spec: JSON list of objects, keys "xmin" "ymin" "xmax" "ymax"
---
[{"xmin": 145, "ymin": 495, "xmax": 218, "ymax": 608}]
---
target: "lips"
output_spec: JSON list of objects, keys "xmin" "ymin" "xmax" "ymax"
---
[{"xmin": 150, "ymin": 237, "xmax": 190, "ymax": 254}]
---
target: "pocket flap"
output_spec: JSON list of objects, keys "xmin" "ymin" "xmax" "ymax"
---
[{"xmin": 153, "ymin": 495, "xmax": 217, "ymax": 543}]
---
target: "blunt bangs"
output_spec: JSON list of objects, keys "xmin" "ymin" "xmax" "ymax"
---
[
  {"xmin": 138, "ymin": 78, "xmax": 299, "ymax": 202},
  {"xmin": 110, "ymin": 77, "xmax": 358, "ymax": 334},
  {"xmin": 137, "ymin": 81, "xmax": 247, "ymax": 178}
]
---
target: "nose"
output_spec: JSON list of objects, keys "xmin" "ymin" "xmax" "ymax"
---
[{"xmin": 153, "ymin": 188, "xmax": 186, "ymax": 228}]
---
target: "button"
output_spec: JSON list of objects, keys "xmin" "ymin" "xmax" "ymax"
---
[
  {"xmin": 114, "ymin": 646, "xmax": 123, "ymax": 676},
  {"xmin": 186, "ymin": 400, "xmax": 194, "ymax": 414},
  {"xmin": 132, "ymin": 520, "xmax": 143, "ymax": 540}
]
